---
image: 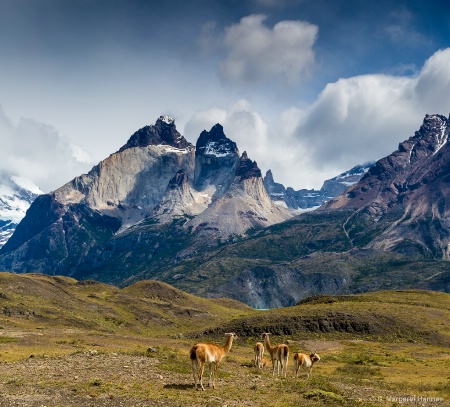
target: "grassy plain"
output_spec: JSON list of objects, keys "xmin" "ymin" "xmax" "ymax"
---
[{"xmin": 0, "ymin": 272, "xmax": 448, "ymax": 406}]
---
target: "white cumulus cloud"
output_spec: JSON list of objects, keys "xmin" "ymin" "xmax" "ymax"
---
[
  {"xmin": 0, "ymin": 107, "xmax": 95, "ymax": 193},
  {"xmin": 186, "ymin": 48, "xmax": 450, "ymax": 191},
  {"xmin": 290, "ymin": 47, "xmax": 450, "ymax": 188},
  {"xmin": 218, "ymin": 14, "xmax": 318, "ymax": 85}
]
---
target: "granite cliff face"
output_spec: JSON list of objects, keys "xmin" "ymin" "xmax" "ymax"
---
[
  {"xmin": 188, "ymin": 151, "xmax": 290, "ymax": 238},
  {"xmin": 0, "ymin": 116, "xmax": 291, "ymax": 276},
  {"xmin": 324, "ymin": 114, "xmax": 450, "ymax": 258}
]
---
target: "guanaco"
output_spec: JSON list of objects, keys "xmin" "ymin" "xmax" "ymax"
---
[
  {"xmin": 262, "ymin": 332, "xmax": 289, "ymax": 377},
  {"xmin": 190, "ymin": 332, "xmax": 238, "ymax": 390},
  {"xmin": 293, "ymin": 351, "xmax": 320, "ymax": 378},
  {"xmin": 254, "ymin": 341, "xmax": 265, "ymax": 369}
]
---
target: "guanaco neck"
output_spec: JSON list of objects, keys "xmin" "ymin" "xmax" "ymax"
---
[
  {"xmin": 222, "ymin": 335, "xmax": 235, "ymax": 353},
  {"xmin": 264, "ymin": 335, "xmax": 274, "ymax": 352}
]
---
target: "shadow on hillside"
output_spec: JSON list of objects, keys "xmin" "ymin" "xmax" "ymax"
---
[{"xmin": 163, "ymin": 383, "xmax": 193, "ymax": 390}]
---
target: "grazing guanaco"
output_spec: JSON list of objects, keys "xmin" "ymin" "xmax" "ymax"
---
[
  {"xmin": 190, "ymin": 332, "xmax": 238, "ymax": 390},
  {"xmin": 293, "ymin": 351, "xmax": 320, "ymax": 378},
  {"xmin": 261, "ymin": 357, "xmax": 268, "ymax": 368},
  {"xmin": 261, "ymin": 332, "xmax": 289, "ymax": 377},
  {"xmin": 251, "ymin": 357, "xmax": 268, "ymax": 368},
  {"xmin": 254, "ymin": 341, "xmax": 265, "ymax": 369}
]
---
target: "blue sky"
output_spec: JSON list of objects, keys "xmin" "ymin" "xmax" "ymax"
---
[{"xmin": 1, "ymin": 0, "xmax": 450, "ymax": 192}]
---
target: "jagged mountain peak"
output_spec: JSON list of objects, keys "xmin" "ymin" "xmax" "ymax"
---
[
  {"xmin": 406, "ymin": 113, "xmax": 449, "ymax": 161},
  {"xmin": 159, "ymin": 115, "xmax": 175, "ymax": 125},
  {"xmin": 194, "ymin": 124, "xmax": 240, "ymax": 196},
  {"xmin": 353, "ymin": 113, "xmax": 450, "ymax": 187},
  {"xmin": 196, "ymin": 123, "xmax": 239, "ymax": 158},
  {"xmin": 263, "ymin": 163, "xmax": 373, "ymax": 211},
  {"xmin": 323, "ymin": 113, "xmax": 450, "ymax": 258},
  {"xmin": 119, "ymin": 115, "xmax": 192, "ymax": 152},
  {"xmin": 235, "ymin": 151, "xmax": 262, "ymax": 181},
  {"xmin": 264, "ymin": 169, "xmax": 275, "ymax": 183}
]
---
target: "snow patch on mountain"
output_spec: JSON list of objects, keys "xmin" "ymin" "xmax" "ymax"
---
[
  {"xmin": 160, "ymin": 115, "xmax": 174, "ymax": 125},
  {"xmin": 432, "ymin": 118, "xmax": 448, "ymax": 155},
  {"xmin": 0, "ymin": 173, "xmax": 43, "ymax": 247},
  {"xmin": 10, "ymin": 176, "xmax": 43, "ymax": 195},
  {"xmin": 202, "ymin": 141, "xmax": 236, "ymax": 157}
]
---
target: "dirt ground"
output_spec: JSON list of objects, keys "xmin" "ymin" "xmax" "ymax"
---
[
  {"xmin": 0, "ymin": 336, "xmax": 447, "ymax": 407},
  {"xmin": 0, "ymin": 351, "xmax": 204, "ymax": 407}
]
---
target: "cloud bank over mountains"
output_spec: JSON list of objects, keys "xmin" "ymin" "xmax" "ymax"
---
[
  {"xmin": 2, "ymin": 47, "xmax": 450, "ymax": 193},
  {"xmin": 0, "ymin": 106, "xmax": 94, "ymax": 192},
  {"xmin": 186, "ymin": 48, "xmax": 450, "ymax": 189},
  {"xmin": 1, "ymin": 1, "xmax": 449, "ymax": 192}
]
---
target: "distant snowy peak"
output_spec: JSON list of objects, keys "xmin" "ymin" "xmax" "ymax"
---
[
  {"xmin": 0, "ymin": 173, "xmax": 43, "ymax": 247},
  {"xmin": 0, "ymin": 174, "xmax": 43, "ymax": 222},
  {"xmin": 330, "ymin": 162, "xmax": 376, "ymax": 187},
  {"xmin": 263, "ymin": 162, "xmax": 374, "ymax": 211}
]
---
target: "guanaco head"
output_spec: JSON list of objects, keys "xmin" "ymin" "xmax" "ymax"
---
[
  {"xmin": 225, "ymin": 332, "xmax": 238, "ymax": 340},
  {"xmin": 261, "ymin": 332, "xmax": 271, "ymax": 339},
  {"xmin": 310, "ymin": 351, "xmax": 320, "ymax": 363}
]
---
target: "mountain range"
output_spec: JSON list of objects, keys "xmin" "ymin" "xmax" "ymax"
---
[
  {"xmin": 263, "ymin": 162, "xmax": 374, "ymax": 211},
  {"xmin": 1, "ymin": 113, "xmax": 449, "ymax": 308}
]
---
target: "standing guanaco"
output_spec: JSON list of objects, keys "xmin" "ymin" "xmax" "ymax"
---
[{"xmin": 190, "ymin": 332, "xmax": 238, "ymax": 390}]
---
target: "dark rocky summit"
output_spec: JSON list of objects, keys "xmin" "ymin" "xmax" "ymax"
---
[
  {"xmin": 235, "ymin": 151, "xmax": 262, "ymax": 181},
  {"xmin": 119, "ymin": 116, "xmax": 192, "ymax": 151},
  {"xmin": 194, "ymin": 123, "xmax": 240, "ymax": 198}
]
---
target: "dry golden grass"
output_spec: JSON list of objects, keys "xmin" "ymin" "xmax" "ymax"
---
[{"xmin": 0, "ymin": 273, "xmax": 449, "ymax": 406}]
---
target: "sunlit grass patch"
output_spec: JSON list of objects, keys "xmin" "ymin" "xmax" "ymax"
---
[
  {"xmin": 304, "ymin": 388, "xmax": 345, "ymax": 404},
  {"xmin": 157, "ymin": 346, "xmax": 191, "ymax": 374},
  {"xmin": 336, "ymin": 364, "xmax": 383, "ymax": 378},
  {"xmin": 0, "ymin": 336, "xmax": 17, "ymax": 343}
]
